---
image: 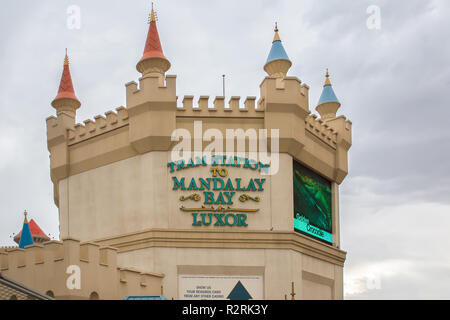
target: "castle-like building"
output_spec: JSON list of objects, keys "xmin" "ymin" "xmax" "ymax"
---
[{"xmin": 0, "ymin": 7, "xmax": 352, "ymax": 300}]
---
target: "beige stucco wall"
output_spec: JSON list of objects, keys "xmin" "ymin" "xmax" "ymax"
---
[
  {"xmin": 55, "ymin": 150, "xmax": 344, "ymax": 300},
  {"xmin": 59, "ymin": 152, "xmax": 295, "ymax": 241},
  {"xmin": 116, "ymin": 246, "xmax": 343, "ymax": 300}
]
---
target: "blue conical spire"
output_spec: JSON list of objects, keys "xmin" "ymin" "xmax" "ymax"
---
[
  {"xmin": 18, "ymin": 210, "xmax": 34, "ymax": 249},
  {"xmin": 317, "ymin": 69, "xmax": 340, "ymax": 106},
  {"xmin": 265, "ymin": 23, "xmax": 290, "ymax": 64}
]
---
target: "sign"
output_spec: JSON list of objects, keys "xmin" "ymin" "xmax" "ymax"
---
[
  {"xmin": 178, "ymin": 275, "xmax": 263, "ymax": 300},
  {"xmin": 168, "ymin": 155, "xmax": 269, "ymax": 227},
  {"xmin": 293, "ymin": 160, "xmax": 333, "ymax": 244}
]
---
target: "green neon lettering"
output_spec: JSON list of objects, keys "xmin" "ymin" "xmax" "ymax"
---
[
  {"xmin": 199, "ymin": 178, "xmax": 211, "ymax": 191},
  {"xmin": 225, "ymin": 214, "xmax": 237, "ymax": 226},
  {"xmin": 192, "ymin": 213, "xmax": 201, "ymax": 226},
  {"xmin": 167, "ymin": 162, "xmax": 175, "ymax": 172},
  {"xmin": 213, "ymin": 178, "xmax": 224, "ymax": 190},
  {"xmin": 224, "ymin": 192, "xmax": 235, "ymax": 204},
  {"xmin": 215, "ymin": 192, "xmax": 226, "ymax": 204},
  {"xmin": 187, "ymin": 178, "xmax": 198, "ymax": 190},
  {"xmin": 204, "ymin": 192, "xmax": 215, "ymax": 204},
  {"xmin": 237, "ymin": 214, "xmax": 248, "ymax": 226},
  {"xmin": 254, "ymin": 178, "xmax": 266, "ymax": 191},
  {"xmin": 214, "ymin": 213, "xmax": 225, "ymax": 226},
  {"xmin": 246, "ymin": 179, "xmax": 257, "ymax": 191},
  {"xmin": 172, "ymin": 177, "xmax": 186, "ymax": 190}
]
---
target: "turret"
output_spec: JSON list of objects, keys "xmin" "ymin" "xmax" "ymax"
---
[
  {"xmin": 47, "ymin": 50, "xmax": 81, "ymax": 205},
  {"xmin": 136, "ymin": 4, "xmax": 171, "ymax": 78},
  {"xmin": 14, "ymin": 213, "xmax": 50, "ymax": 245},
  {"xmin": 18, "ymin": 211, "xmax": 34, "ymax": 249},
  {"xmin": 51, "ymin": 50, "xmax": 81, "ymax": 127},
  {"xmin": 126, "ymin": 5, "xmax": 177, "ymax": 154},
  {"xmin": 315, "ymin": 69, "xmax": 341, "ymax": 120},
  {"xmin": 264, "ymin": 23, "xmax": 292, "ymax": 78},
  {"xmin": 260, "ymin": 23, "xmax": 309, "ymax": 158}
]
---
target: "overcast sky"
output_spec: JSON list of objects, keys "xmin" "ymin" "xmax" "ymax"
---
[{"xmin": 0, "ymin": 0, "xmax": 449, "ymax": 299}]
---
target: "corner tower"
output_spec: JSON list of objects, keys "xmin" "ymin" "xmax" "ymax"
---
[
  {"xmin": 46, "ymin": 51, "xmax": 82, "ymax": 205},
  {"xmin": 126, "ymin": 5, "xmax": 177, "ymax": 153},
  {"xmin": 259, "ymin": 24, "xmax": 310, "ymax": 157}
]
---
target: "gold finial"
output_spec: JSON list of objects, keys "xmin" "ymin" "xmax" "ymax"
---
[
  {"xmin": 324, "ymin": 68, "xmax": 331, "ymax": 86},
  {"xmin": 273, "ymin": 22, "xmax": 281, "ymax": 41},
  {"xmin": 64, "ymin": 48, "xmax": 69, "ymax": 66},
  {"xmin": 24, "ymin": 210, "xmax": 28, "ymax": 223},
  {"xmin": 149, "ymin": 2, "xmax": 156, "ymax": 23},
  {"xmin": 290, "ymin": 282, "xmax": 296, "ymax": 300},
  {"xmin": 273, "ymin": 22, "xmax": 281, "ymax": 42}
]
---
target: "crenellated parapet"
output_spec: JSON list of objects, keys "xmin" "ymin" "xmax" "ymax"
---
[
  {"xmin": 176, "ymin": 95, "xmax": 264, "ymax": 118},
  {"xmin": 0, "ymin": 238, "xmax": 163, "ymax": 300},
  {"xmin": 324, "ymin": 115, "xmax": 352, "ymax": 183},
  {"xmin": 305, "ymin": 114, "xmax": 338, "ymax": 149},
  {"xmin": 258, "ymin": 76, "xmax": 310, "ymax": 159},
  {"xmin": 67, "ymin": 107, "xmax": 129, "ymax": 145}
]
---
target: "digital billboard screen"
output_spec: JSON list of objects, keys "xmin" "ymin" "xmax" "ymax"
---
[{"xmin": 293, "ymin": 160, "xmax": 332, "ymax": 244}]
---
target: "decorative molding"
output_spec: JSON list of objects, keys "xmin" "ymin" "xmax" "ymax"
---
[
  {"xmin": 179, "ymin": 194, "xmax": 201, "ymax": 201},
  {"xmin": 93, "ymin": 228, "xmax": 347, "ymax": 267},
  {"xmin": 239, "ymin": 194, "xmax": 260, "ymax": 202}
]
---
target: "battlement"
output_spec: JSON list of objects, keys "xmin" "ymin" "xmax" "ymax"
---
[
  {"xmin": 305, "ymin": 114, "xmax": 338, "ymax": 149},
  {"xmin": 1, "ymin": 239, "xmax": 112, "ymax": 270},
  {"xmin": 67, "ymin": 107, "xmax": 129, "ymax": 145},
  {"xmin": 176, "ymin": 95, "xmax": 265, "ymax": 118},
  {"xmin": 325, "ymin": 115, "xmax": 352, "ymax": 150},
  {"xmin": 0, "ymin": 246, "xmax": 18, "ymax": 251},
  {"xmin": 0, "ymin": 238, "xmax": 164, "ymax": 299},
  {"xmin": 125, "ymin": 74, "xmax": 177, "ymax": 109},
  {"xmin": 259, "ymin": 76, "xmax": 310, "ymax": 112}
]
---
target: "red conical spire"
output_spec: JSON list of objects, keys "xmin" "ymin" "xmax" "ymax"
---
[
  {"xmin": 136, "ymin": 4, "xmax": 171, "ymax": 75},
  {"xmin": 52, "ymin": 49, "xmax": 80, "ymax": 105},
  {"xmin": 140, "ymin": 5, "xmax": 166, "ymax": 61}
]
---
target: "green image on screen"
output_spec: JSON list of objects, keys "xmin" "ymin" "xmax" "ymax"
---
[{"xmin": 293, "ymin": 160, "xmax": 332, "ymax": 243}]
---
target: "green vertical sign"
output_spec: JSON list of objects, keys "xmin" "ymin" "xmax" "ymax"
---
[{"xmin": 293, "ymin": 160, "xmax": 332, "ymax": 244}]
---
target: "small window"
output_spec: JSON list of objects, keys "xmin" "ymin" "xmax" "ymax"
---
[
  {"xmin": 46, "ymin": 290, "xmax": 55, "ymax": 298},
  {"xmin": 9, "ymin": 294, "xmax": 18, "ymax": 300}
]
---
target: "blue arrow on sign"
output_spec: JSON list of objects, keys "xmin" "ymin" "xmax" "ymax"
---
[{"xmin": 227, "ymin": 281, "xmax": 253, "ymax": 300}]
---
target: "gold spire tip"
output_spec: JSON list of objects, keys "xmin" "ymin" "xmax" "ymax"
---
[
  {"xmin": 64, "ymin": 48, "xmax": 69, "ymax": 66},
  {"xmin": 324, "ymin": 69, "xmax": 331, "ymax": 86},
  {"xmin": 273, "ymin": 22, "xmax": 280, "ymax": 41},
  {"xmin": 24, "ymin": 210, "xmax": 28, "ymax": 223},
  {"xmin": 150, "ymin": 2, "xmax": 156, "ymax": 22}
]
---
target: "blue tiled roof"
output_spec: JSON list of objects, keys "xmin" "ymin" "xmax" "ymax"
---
[
  {"xmin": 266, "ymin": 40, "xmax": 290, "ymax": 64},
  {"xmin": 18, "ymin": 219, "xmax": 33, "ymax": 249},
  {"xmin": 318, "ymin": 84, "xmax": 339, "ymax": 105}
]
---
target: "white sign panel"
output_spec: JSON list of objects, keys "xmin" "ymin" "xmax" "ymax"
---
[{"xmin": 178, "ymin": 275, "xmax": 263, "ymax": 300}]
